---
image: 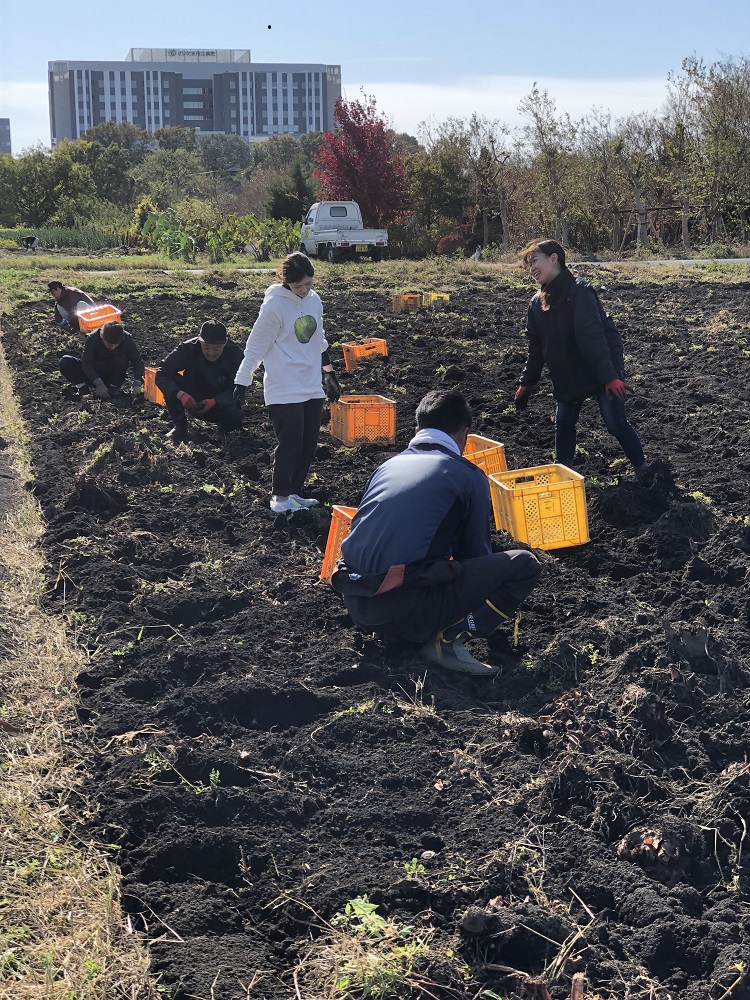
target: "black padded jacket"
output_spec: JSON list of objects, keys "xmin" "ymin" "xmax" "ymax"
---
[{"xmin": 519, "ymin": 271, "xmax": 623, "ymax": 403}]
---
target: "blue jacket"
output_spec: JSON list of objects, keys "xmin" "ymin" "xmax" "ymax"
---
[{"xmin": 339, "ymin": 442, "xmax": 492, "ymax": 585}]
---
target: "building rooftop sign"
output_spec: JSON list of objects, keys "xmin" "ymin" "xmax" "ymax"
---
[{"xmin": 126, "ymin": 48, "xmax": 251, "ymax": 63}]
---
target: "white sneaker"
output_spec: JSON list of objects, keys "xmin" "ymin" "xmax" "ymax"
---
[
  {"xmin": 270, "ymin": 495, "xmax": 304, "ymax": 514},
  {"xmin": 289, "ymin": 494, "xmax": 319, "ymax": 508},
  {"xmin": 420, "ymin": 637, "xmax": 499, "ymax": 677}
]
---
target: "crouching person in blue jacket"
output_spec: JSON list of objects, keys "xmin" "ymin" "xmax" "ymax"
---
[{"xmin": 331, "ymin": 389, "xmax": 541, "ymax": 677}]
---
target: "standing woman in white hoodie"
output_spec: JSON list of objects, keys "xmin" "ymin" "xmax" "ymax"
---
[{"xmin": 233, "ymin": 252, "xmax": 341, "ymax": 513}]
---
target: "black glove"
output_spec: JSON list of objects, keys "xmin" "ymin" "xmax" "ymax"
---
[
  {"xmin": 93, "ymin": 378, "xmax": 111, "ymax": 400},
  {"xmin": 323, "ymin": 370, "xmax": 341, "ymax": 403},
  {"xmin": 514, "ymin": 385, "xmax": 530, "ymax": 412},
  {"xmin": 233, "ymin": 384, "xmax": 247, "ymax": 410}
]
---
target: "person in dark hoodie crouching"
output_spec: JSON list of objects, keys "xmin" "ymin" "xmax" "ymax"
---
[
  {"xmin": 59, "ymin": 321, "xmax": 144, "ymax": 400},
  {"xmin": 331, "ymin": 389, "xmax": 541, "ymax": 678},
  {"xmin": 156, "ymin": 320, "xmax": 244, "ymax": 443}
]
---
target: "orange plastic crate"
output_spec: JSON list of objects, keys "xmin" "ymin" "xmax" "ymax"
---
[
  {"xmin": 143, "ymin": 366, "xmax": 166, "ymax": 406},
  {"xmin": 464, "ymin": 433, "xmax": 508, "ymax": 476},
  {"xmin": 391, "ymin": 293, "xmax": 422, "ymax": 313},
  {"xmin": 76, "ymin": 304, "xmax": 122, "ymax": 332},
  {"xmin": 320, "ymin": 505, "xmax": 357, "ymax": 582},
  {"xmin": 330, "ymin": 395, "xmax": 396, "ymax": 445},
  {"xmin": 489, "ymin": 464, "xmax": 589, "ymax": 551},
  {"xmin": 342, "ymin": 338, "xmax": 388, "ymax": 372}
]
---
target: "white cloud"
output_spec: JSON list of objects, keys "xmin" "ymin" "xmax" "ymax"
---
[
  {"xmin": 0, "ymin": 82, "xmax": 50, "ymax": 151},
  {"xmin": 346, "ymin": 75, "xmax": 670, "ymax": 136}
]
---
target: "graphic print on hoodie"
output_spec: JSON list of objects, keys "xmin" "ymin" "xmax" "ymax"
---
[{"xmin": 294, "ymin": 314, "xmax": 318, "ymax": 343}]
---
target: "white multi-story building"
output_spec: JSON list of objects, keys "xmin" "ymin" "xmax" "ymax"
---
[
  {"xmin": 48, "ymin": 48, "xmax": 341, "ymax": 145},
  {"xmin": 0, "ymin": 118, "xmax": 11, "ymax": 155}
]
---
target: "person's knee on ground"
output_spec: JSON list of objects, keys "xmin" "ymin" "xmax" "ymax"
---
[{"xmin": 59, "ymin": 355, "xmax": 90, "ymax": 394}]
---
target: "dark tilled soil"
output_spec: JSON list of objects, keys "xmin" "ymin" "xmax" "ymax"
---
[{"xmin": 2, "ymin": 267, "xmax": 750, "ymax": 1000}]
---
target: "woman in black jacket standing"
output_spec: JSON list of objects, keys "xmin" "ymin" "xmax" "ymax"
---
[{"xmin": 514, "ymin": 239, "xmax": 649, "ymax": 476}]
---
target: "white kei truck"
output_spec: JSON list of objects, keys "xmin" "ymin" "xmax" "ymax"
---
[{"xmin": 299, "ymin": 201, "xmax": 388, "ymax": 263}]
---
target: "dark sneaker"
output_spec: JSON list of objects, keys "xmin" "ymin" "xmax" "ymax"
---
[
  {"xmin": 166, "ymin": 423, "xmax": 190, "ymax": 444},
  {"xmin": 634, "ymin": 461, "xmax": 653, "ymax": 483},
  {"xmin": 76, "ymin": 383, "xmax": 91, "ymax": 397},
  {"xmin": 420, "ymin": 637, "xmax": 499, "ymax": 677}
]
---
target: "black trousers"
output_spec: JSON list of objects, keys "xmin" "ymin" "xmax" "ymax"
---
[
  {"xmin": 165, "ymin": 380, "xmax": 243, "ymax": 432},
  {"xmin": 267, "ymin": 397, "xmax": 324, "ymax": 496},
  {"xmin": 342, "ymin": 550, "xmax": 541, "ymax": 644},
  {"xmin": 59, "ymin": 354, "xmax": 128, "ymax": 387}
]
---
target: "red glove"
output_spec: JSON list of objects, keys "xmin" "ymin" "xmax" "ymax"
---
[
  {"xmin": 604, "ymin": 379, "xmax": 630, "ymax": 400},
  {"xmin": 194, "ymin": 398, "xmax": 216, "ymax": 416},
  {"xmin": 514, "ymin": 385, "xmax": 530, "ymax": 411},
  {"xmin": 177, "ymin": 390, "xmax": 198, "ymax": 411}
]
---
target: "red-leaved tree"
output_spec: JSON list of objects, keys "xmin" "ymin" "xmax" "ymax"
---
[{"xmin": 313, "ymin": 94, "xmax": 408, "ymax": 227}]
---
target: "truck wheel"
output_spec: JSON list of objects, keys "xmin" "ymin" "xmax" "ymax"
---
[
  {"xmin": 326, "ymin": 246, "xmax": 338, "ymax": 264},
  {"xmin": 370, "ymin": 248, "xmax": 383, "ymax": 262},
  {"xmin": 299, "ymin": 244, "xmax": 307, "ymax": 253},
  {"xmin": 317, "ymin": 244, "xmax": 328, "ymax": 261}
]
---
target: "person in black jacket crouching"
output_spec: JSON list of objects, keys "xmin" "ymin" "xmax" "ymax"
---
[
  {"xmin": 331, "ymin": 390, "xmax": 541, "ymax": 678},
  {"xmin": 156, "ymin": 320, "xmax": 244, "ymax": 444},
  {"xmin": 514, "ymin": 239, "xmax": 649, "ymax": 477},
  {"xmin": 60, "ymin": 321, "xmax": 144, "ymax": 401}
]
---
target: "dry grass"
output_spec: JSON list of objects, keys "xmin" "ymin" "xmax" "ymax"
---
[{"xmin": 0, "ymin": 335, "xmax": 156, "ymax": 999}]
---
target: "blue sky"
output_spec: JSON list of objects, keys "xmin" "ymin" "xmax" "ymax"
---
[{"xmin": 1, "ymin": 0, "xmax": 748, "ymax": 152}]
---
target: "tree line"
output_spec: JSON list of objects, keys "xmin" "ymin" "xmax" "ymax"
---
[{"xmin": 1, "ymin": 55, "xmax": 748, "ymax": 256}]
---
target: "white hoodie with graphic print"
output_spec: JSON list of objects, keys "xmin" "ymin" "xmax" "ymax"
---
[{"xmin": 234, "ymin": 283, "xmax": 328, "ymax": 404}]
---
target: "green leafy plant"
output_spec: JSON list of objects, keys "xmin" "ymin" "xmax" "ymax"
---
[
  {"xmin": 403, "ymin": 857, "xmax": 426, "ymax": 878},
  {"xmin": 326, "ymin": 895, "xmax": 431, "ymax": 998}
]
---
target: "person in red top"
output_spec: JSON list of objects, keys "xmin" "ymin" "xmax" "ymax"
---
[{"xmin": 49, "ymin": 281, "xmax": 95, "ymax": 332}]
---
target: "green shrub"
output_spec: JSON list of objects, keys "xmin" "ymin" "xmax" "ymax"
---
[{"xmin": 0, "ymin": 226, "xmax": 122, "ymax": 250}]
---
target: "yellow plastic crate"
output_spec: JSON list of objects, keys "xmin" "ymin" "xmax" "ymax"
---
[
  {"xmin": 342, "ymin": 337, "xmax": 388, "ymax": 372},
  {"xmin": 76, "ymin": 304, "xmax": 122, "ymax": 332},
  {"xmin": 489, "ymin": 464, "xmax": 589, "ymax": 551},
  {"xmin": 320, "ymin": 505, "xmax": 357, "ymax": 582},
  {"xmin": 464, "ymin": 433, "xmax": 508, "ymax": 476},
  {"xmin": 330, "ymin": 395, "xmax": 396, "ymax": 446},
  {"xmin": 143, "ymin": 366, "xmax": 166, "ymax": 406},
  {"xmin": 391, "ymin": 293, "xmax": 422, "ymax": 313},
  {"xmin": 421, "ymin": 292, "xmax": 450, "ymax": 306}
]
